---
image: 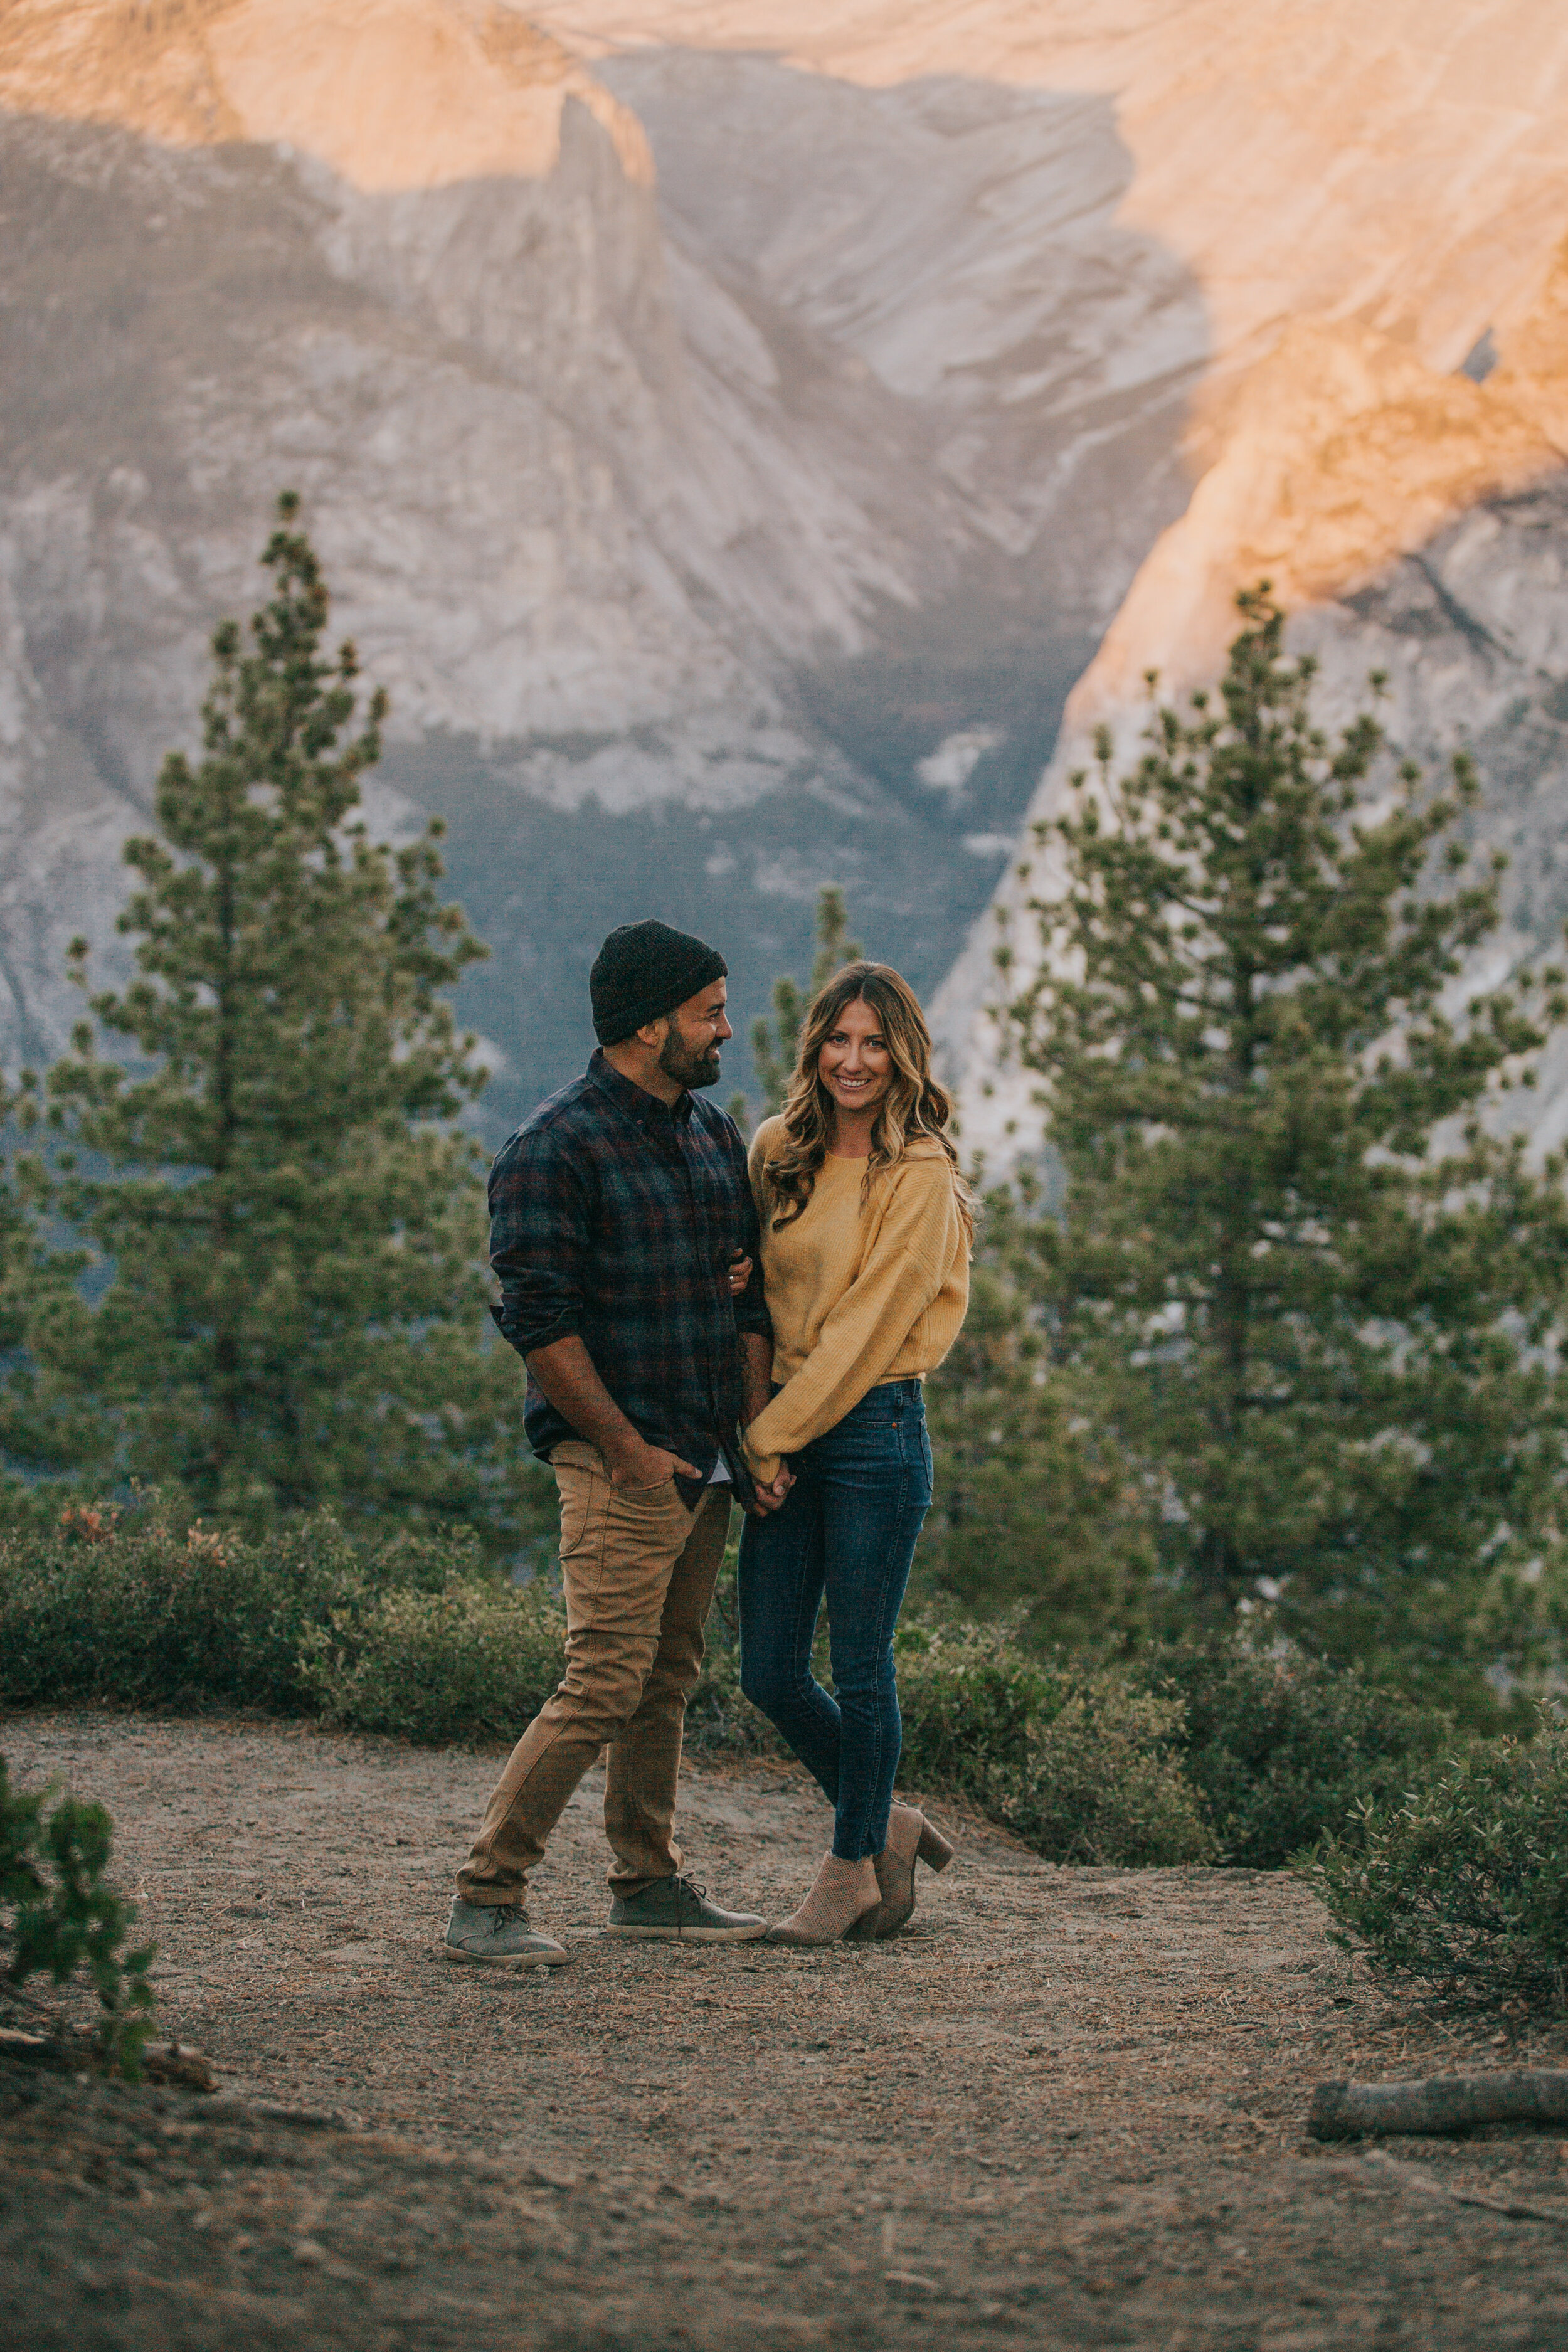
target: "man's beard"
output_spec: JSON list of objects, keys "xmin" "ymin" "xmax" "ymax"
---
[{"xmin": 659, "ymin": 1030, "xmax": 722, "ymax": 1090}]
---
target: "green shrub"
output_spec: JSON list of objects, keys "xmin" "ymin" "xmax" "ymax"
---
[
  {"xmin": 893, "ymin": 1618, "xmax": 1050, "ymax": 1791},
  {"xmin": 1, "ymin": 1754, "xmax": 155, "ymax": 2074},
  {"xmin": 299, "ymin": 1540, "xmax": 778, "ymax": 1757},
  {"xmin": 894, "ymin": 1623, "xmax": 1216, "ymax": 1866},
  {"xmin": 1150, "ymin": 1636, "xmax": 1449, "ymax": 1867},
  {"xmin": 681, "ymin": 1544, "xmax": 782, "ymax": 1759},
  {"xmin": 1311, "ymin": 1718, "xmax": 1568, "ymax": 2016},
  {"xmin": 297, "ymin": 1575, "xmax": 567, "ymax": 1745},
  {"xmin": 0, "ymin": 1498, "xmax": 477, "ymax": 1716},
  {"xmin": 0, "ymin": 1500, "xmax": 1454, "ymax": 1880},
  {"xmin": 991, "ymin": 1683, "xmax": 1217, "ymax": 1865},
  {"xmin": 686, "ymin": 1638, "xmax": 781, "ymax": 1759}
]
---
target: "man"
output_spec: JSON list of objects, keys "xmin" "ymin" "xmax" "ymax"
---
[{"xmin": 444, "ymin": 919, "xmax": 786, "ymax": 1966}]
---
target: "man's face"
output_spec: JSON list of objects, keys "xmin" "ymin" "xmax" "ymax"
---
[{"xmin": 658, "ymin": 979, "xmax": 731, "ymax": 1090}]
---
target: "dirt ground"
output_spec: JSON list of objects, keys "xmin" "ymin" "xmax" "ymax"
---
[{"xmin": 3, "ymin": 1710, "xmax": 1567, "ymax": 2351}]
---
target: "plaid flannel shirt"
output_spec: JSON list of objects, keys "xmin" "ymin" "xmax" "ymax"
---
[{"xmin": 489, "ymin": 1051, "xmax": 771, "ymax": 1488}]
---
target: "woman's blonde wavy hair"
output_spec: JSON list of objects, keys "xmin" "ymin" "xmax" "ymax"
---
[{"xmin": 761, "ymin": 961, "xmax": 975, "ymax": 1240}]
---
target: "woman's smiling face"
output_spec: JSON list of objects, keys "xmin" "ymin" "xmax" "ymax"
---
[{"xmin": 817, "ymin": 995, "xmax": 893, "ymax": 1118}]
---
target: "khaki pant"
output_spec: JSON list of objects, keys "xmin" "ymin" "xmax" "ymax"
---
[{"xmin": 457, "ymin": 1444, "xmax": 731, "ymax": 1905}]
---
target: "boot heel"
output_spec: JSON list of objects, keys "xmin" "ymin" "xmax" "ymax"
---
[{"xmin": 917, "ymin": 1820, "xmax": 955, "ymax": 1872}]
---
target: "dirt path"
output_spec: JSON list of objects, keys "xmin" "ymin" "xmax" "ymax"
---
[{"xmin": 4, "ymin": 1709, "xmax": 1567, "ymax": 2351}]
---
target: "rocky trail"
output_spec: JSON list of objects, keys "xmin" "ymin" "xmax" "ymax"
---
[{"xmin": 4, "ymin": 1710, "xmax": 1567, "ymax": 2350}]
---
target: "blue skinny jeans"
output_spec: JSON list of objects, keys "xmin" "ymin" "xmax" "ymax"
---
[{"xmin": 738, "ymin": 1379, "xmax": 933, "ymax": 1859}]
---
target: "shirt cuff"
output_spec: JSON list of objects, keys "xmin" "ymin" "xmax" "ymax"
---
[{"xmin": 493, "ymin": 1301, "xmax": 581, "ymax": 1357}]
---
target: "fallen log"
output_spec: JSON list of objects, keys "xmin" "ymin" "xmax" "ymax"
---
[{"xmin": 1310, "ymin": 2072, "xmax": 1568, "ymax": 2139}]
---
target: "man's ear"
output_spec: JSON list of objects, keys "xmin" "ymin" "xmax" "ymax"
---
[{"xmin": 633, "ymin": 1014, "xmax": 672, "ymax": 1051}]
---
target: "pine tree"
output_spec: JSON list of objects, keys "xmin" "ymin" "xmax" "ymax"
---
[
  {"xmin": 911, "ymin": 1180, "xmax": 1153, "ymax": 1649},
  {"xmin": 750, "ymin": 886, "xmax": 861, "ymax": 1118},
  {"xmin": 0, "ymin": 1076, "xmax": 98, "ymax": 1485},
  {"xmin": 999, "ymin": 589, "xmax": 1568, "ymax": 1715},
  {"xmin": 44, "ymin": 495, "xmax": 534, "ymax": 1537}
]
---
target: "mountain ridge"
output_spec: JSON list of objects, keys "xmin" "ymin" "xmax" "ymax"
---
[
  {"xmin": 4, "ymin": 1, "xmax": 1568, "ymax": 1148},
  {"xmin": 0, "ymin": 0, "xmax": 1202, "ymax": 1129}
]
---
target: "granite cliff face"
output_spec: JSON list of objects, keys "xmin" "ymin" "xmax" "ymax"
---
[
  {"xmin": 0, "ymin": 0, "xmax": 918, "ymax": 1116},
  {"xmin": 3, "ymin": 1, "xmax": 1568, "ymax": 1140},
  {"xmin": 933, "ymin": 256, "xmax": 1568, "ymax": 1163},
  {"xmin": 0, "ymin": 0, "xmax": 1201, "ymax": 1128},
  {"xmin": 539, "ymin": 3, "xmax": 1568, "ymax": 1148}
]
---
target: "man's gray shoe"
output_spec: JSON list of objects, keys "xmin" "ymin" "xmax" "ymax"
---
[
  {"xmin": 605, "ymin": 1875, "xmax": 766, "ymax": 1942},
  {"xmin": 441, "ymin": 1896, "xmax": 569, "ymax": 1968}
]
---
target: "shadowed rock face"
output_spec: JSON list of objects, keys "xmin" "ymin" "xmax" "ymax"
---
[
  {"xmin": 1295, "ymin": 478, "xmax": 1568, "ymax": 1159},
  {"xmin": 538, "ymin": 0, "xmax": 1568, "ymax": 372}
]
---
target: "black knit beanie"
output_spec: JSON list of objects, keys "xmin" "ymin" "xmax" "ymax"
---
[{"xmin": 590, "ymin": 919, "xmax": 728, "ymax": 1046}]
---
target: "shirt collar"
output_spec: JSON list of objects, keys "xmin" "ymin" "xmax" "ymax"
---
[{"xmin": 586, "ymin": 1047, "xmax": 695, "ymax": 1128}]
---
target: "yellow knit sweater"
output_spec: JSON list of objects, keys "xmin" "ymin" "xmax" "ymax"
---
[{"xmin": 741, "ymin": 1116, "xmax": 970, "ymax": 1483}]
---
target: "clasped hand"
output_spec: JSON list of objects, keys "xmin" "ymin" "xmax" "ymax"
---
[
  {"xmin": 726, "ymin": 1253, "xmax": 792, "ymax": 1514},
  {"xmin": 604, "ymin": 1434, "xmax": 793, "ymax": 1515},
  {"xmin": 747, "ymin": 1463, "xmax": 793, "ymax": 1516}
]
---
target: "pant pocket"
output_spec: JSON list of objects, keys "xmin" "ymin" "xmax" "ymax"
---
[
  {"xmin": 608, "ymin": 1476, "xmax": 683, "ymax": 1511},
  {"xmin": 604, "ymin": 1477, "xmax": 694, "ymax": 1539},
  {"xmin": 556, "ymin": 1475, "xmax": 597, "ymax": 1565}
]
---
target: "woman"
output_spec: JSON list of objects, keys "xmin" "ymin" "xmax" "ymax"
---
[{"xmin": 738, "ymin": 961, "xmax": 972, "ymax": 1945}]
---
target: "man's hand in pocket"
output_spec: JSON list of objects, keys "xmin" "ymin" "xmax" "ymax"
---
[{"xmin": 606, "ymin": 1438, "xmax": 699, "ymax": 1491}]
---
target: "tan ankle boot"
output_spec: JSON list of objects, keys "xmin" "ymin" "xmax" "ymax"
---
[
  {"xmin": 844, "ymin": 1803, "xmax": 957, "ymax": 1942},
  {"xmin": 765, "ymin": 1852, "xmax": 879, "ymax": 1946}
]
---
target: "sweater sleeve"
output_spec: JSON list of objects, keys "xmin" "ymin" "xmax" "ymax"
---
[{"xmin": 741, "ymin": 1158, "xmax": 959, "ymax": 1482}]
